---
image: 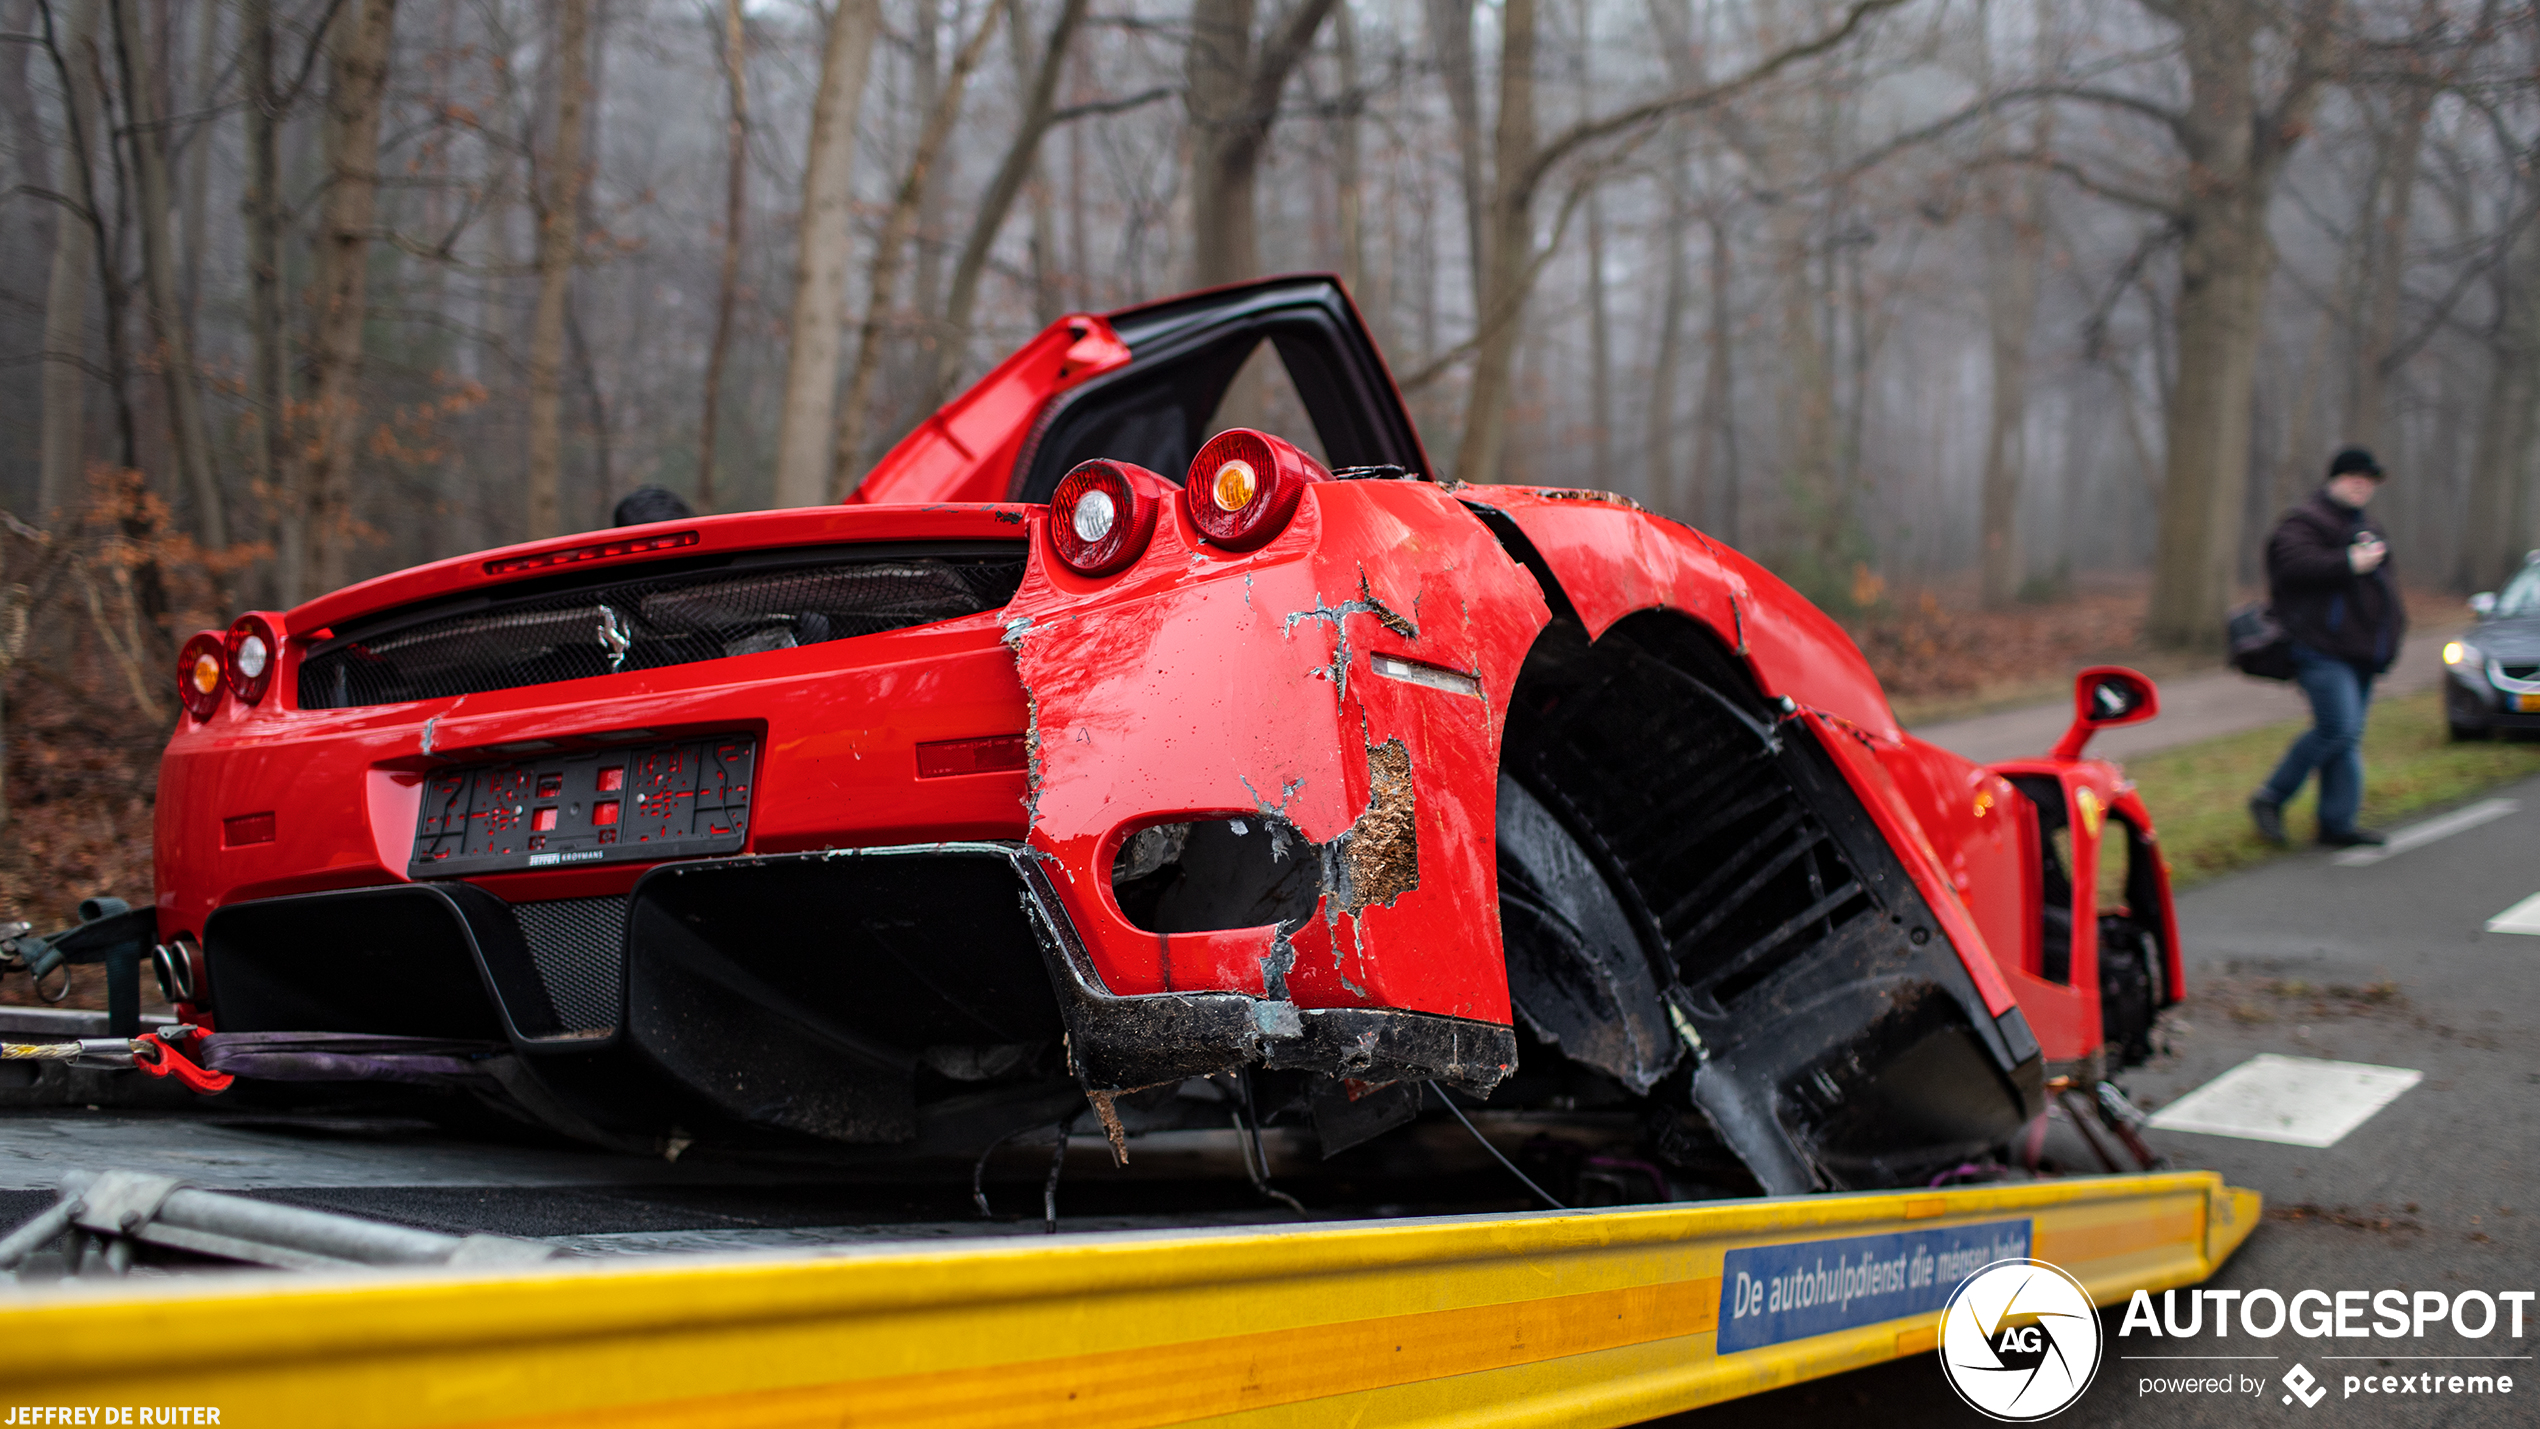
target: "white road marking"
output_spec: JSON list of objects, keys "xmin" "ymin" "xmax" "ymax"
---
[
  {"xmin": 2145, "ymin": 1054, "xmax": 2422, "ymax": 1148},
  {"xmin": 2331, "ymin": 797, "xmax": 2521, "ymax": 866},
  {"xmin": 2487, "ymin": 891, "xmax": 2540, "ymax": 936}
]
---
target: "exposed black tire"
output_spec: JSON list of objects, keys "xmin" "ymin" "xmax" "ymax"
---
[
  {"xmin": 2097, "ymin": 915, "xmax": 2161, "ymax": 1069},
  {"xmin": 1496, "ymin": 774, "xmax": 1678, "ymax": 1096}
]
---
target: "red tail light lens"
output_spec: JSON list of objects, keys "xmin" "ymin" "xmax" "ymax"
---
[
  {"xmin": 226, "ymin": 614, "xmax": 278, "ymax": 706},
  {"xmin": 1184, "ymin": 428, "xmax": 1328, "ymax": 551},
  {"xmin": 1049, "ymin": 460, "xmax": 1161, "ymax": 576},
  {"xmin": 177, "ymin": 632, "xmax": 226, "ymax": 722}
]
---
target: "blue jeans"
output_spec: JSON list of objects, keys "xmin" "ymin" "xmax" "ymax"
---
[{"xmin": 2261, "ymin": 643, "xmax": 2376, "ymax": 834}]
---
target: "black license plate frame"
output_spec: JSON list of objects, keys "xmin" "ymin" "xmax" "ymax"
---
[{"xmin": 410, "ymin": 735, "xmax": 756, "ymax": 877}]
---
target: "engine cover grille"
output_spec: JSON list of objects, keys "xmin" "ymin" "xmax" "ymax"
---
[{"xmin": 297, "ymin": 544, "xmax": 1026, "ymax": 710}]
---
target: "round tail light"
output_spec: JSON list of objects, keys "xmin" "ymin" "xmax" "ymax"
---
[
  {"xmin": 177, "ymin": 632, "xmax": 226, "ymax": 722},
  {"xmin": 1049, "ymin": 460, "xmax": 1162, "ymax": 576},
  {"xmin": 1184, "ymin": 428, "xmax": 1328, "ymax": 551},
  {"xmin": 226, "ymin": 614, "xmax": 277, "ymax": 705}
]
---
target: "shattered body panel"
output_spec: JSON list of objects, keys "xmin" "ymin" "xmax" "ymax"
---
[{"xmin": 151, "ymin": 276, "xmax": 2177, "ymax": 1196}]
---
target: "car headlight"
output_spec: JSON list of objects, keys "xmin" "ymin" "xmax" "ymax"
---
[{"xmin": 2443, "ymin": 640, "xmax": 2479, "ymax": 668}]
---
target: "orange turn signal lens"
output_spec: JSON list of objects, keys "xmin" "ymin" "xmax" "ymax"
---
[{"xmin": 1211, "ymin": 459, "xmax": 1258, "ymax": 512}]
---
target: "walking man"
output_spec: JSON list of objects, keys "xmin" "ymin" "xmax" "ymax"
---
[{"xmin": 2250, "ymin": 447, "xmax": 2405, "ymax": 848}]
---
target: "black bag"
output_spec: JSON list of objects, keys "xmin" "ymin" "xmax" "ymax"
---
[{"xmin": 2227, "ymin": 602, "xmax": 2295, "ymax": 680}]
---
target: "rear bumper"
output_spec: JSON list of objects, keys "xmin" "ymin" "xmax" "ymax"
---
[{"xmin": 201, "ymin": 844, "xmax": 1513, "ymax": 1143}]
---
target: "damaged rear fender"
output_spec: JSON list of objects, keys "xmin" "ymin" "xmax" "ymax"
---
[{"xmin": 1004, "ymin": 478, "xmax": 1548, "ymax": 1026}]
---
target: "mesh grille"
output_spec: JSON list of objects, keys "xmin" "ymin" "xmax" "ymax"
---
[
  {"xmin": 2501, "ymin": 662, "xmax": 2539, "ymax": 681},
  {"xmin": 511, "ymin": 896, "xmax": 628, "ymax": 1034},
  {"xmin": 298, "ymin": 549, "xmax": 1026, "ymax": 710}
]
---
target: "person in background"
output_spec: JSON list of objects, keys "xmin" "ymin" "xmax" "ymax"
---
[
  {"xmin": 613, "ymin": 485, "xmax": 695, "ymax": 526},
  {"xmin": 2249, "ymin": 447, "xmax": 2405, "ymax": 848}
]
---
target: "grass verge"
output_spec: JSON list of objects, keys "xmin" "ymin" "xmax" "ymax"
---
[{"xmin": 2121, "ymin": 687, "xmax": 2540, "ymax": 890}]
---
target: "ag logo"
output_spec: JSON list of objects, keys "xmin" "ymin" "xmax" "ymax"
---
[{"xmin": 1938, "ymin": 1258, "xmax": 2103, "ymax": 1420}]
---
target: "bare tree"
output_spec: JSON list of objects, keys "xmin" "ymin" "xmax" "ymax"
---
[
  {"xmin": 292, "ymin": 0, "xmax": 400, "ymax": 600},
  {"xmin": 36, "ymin": 0, "xmax": 103, "ymax": 524},
  {"xmin": 1184, "ymin": 0, "xmax": 1340, "ymax": 286},
  {"xmin": 110, "ymin": 0, "xmax": 225, "ymax": 551},
  {"xmin": 697, "ymin": 0, "xmax": 749, "ymax": 515},
  {"xmin": 770, "ymin": 0, "xmax": 882, "ymax": 508},
  {"xmin": 932, "ymin": 0, "xmax": 1089, "ymax": 401},
  {"xmin": 830, "ymin": 1, "xmax": 999, "ymax": 497},
  {"xmin": 2463, "ymin": 212, "xmax": 2540, "ymax": 591},
  {"xmin": 526, "ymin": 0, "xmax": 593, "ymax": 540},
  {"xmin": 2139, "ymin": 0, "xmax": 2334, "ymax": 646},
  {"xmin": 1450, "ymin": 0, "xmax": 1908, "ymax": 486}
]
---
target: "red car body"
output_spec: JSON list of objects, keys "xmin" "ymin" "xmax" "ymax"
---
[{"xmin": 152, "ymin": 278, "xmax": 2179, "ymax": 1194}]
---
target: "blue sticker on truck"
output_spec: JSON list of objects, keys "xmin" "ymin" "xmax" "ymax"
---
[{"xmin": 1714, "ymin": 1218, "xmax": 2032, "ymax": 1353}]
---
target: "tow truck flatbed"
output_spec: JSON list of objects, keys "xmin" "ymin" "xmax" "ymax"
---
[{"xmin": 0, "ymin": 1083, "xmax": 2257, "ymax": 1429}]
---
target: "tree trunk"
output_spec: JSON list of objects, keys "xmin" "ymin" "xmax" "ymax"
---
[
  {"xmin": 830, "ymin": 2, "xmax": 998, "ymax": 498},
  {"xmin": 525, "ymin": 0, "xmax": 592, "ymax": 540},
  {"xmin": 1424, "ymin": 0, "xmax": 1486, "ymax": 315},
  {"xmin": 37, "ymin": 0, "xmax": 101, "ymax": 525},
  {"xmin": 1584, "ymin": 185, "xmax": 1614, "ymax": 488},
  {"xmin": 178, "ymin": 0, "xmax": 217, "ymax": 327},
  {"xmin": 244, "ymin": 0, "xmax": 291, "ymax": 593},
  {"xmin": 2347, "ymin": 89, "xmax": 2427, "ymax": 454},
  {"xmin": 1977, "ymin": 168, "xmax": 2046, "ymax": 609},
  {"xmin": 933, "ymin": 0, "xmax": 1087, "ymax": 400},
  {"xmin": 1333, "ymin": 0, "xmax": 1365, "ymax": 302},
  {"xmin": 110, "ymin": 0, "xmax": 225, "ymax": 551},
  {"xmin": 2143, "ymin": 0, "xmax": 2325, "ymax": 649},
  {"xmin": 697, "ymin": 0, "xmax": 748, "ymax": 514},
  {"xmin": 1694, "ymin": 208, "xmax": 1736, "ymax": 543},
  {"xmin": 769, "ymin": 0, "xmax": 880, "ymax": 508},
  {"xmin": 1185, "ymin": 0, "xmax": 1340, "ymax": 288},
  {"xmin": 2463, "ymin": 220, "xmax": 2540, "ymax": 592},
  {"xmin": 295, "ymin": 0, "xmax": 399, "ymax": 599},
  {"xmin": 1447, "ymin": 0, "xmax": 1534, "ymax": 485},
  {"xmin": 1644, "ymin": 176, "xmax": 1687, "ymax": 513},
  {"xmin": 1775, "ymin": 195, "xmax": 1838, "ymax": 577}
]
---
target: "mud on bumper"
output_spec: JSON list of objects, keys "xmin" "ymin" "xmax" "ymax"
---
[{"xmin": 199, "ymin": 845, "xmax": 1513, "ymax": 1145}]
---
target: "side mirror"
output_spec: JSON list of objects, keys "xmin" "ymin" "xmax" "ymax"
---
[
  {"xmin": 2470, "ymin": 592, "xmax": 2496, "ymax": 618},
  {"xmin": 2052, "ymin": 665, "xmax": 2158, "ymax": 761}
]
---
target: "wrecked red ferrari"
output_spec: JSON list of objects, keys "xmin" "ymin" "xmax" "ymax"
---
[{"xmin": 149, "ymin": 277, "xmax": 2180, "ymax": 1196}]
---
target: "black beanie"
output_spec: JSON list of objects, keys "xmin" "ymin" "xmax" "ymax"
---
[{"xmin": 2327, "ymin": 446, "xmax": 2385, "ymax": 480}]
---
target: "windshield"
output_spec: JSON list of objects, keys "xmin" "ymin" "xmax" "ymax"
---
[{"xmin": 2500, "ymin": 562, "xmax": 2540, "ymax": 617}]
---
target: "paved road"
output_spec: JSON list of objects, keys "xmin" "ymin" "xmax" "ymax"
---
[
  {"xmin": 1910, "ymin": 627, "xmax": 2458, "ymax": 765},
  {"xmin": 1669, "ymin": 772, "xmax": 2540, "ymax": 1427}
]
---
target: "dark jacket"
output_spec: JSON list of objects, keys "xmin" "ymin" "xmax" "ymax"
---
[{"xmin": 2266, "ymin": 489, "xmax": 2405, "ymax": 671}]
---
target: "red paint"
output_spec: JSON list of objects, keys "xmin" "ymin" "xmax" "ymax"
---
[
  {"xmin": 916, "ymin": 734, "xmax": 1029, "ymax": 778},
  {"xmin": 221, "ymin": 812, "xmax": 275, "ymax": 848}
]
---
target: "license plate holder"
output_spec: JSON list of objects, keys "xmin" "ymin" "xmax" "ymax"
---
[{"xmin": 411, "ymin": 736, "xmax": 755, "ymax": 877}]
